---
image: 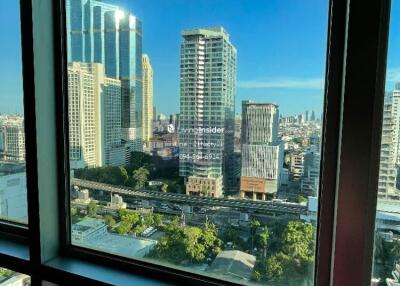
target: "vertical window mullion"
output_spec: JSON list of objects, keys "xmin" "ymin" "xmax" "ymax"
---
[
  {"xmin": 315, "ymin": 0, "xmax": 348, "ymax": 285},
  {"xmin": 331, "ymin": 1, "xmax": 391, "ymax": 286}
]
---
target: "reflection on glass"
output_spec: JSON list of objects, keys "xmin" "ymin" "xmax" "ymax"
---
[
  {"xmin": 0, "ymin": 1, "xmax": 28, "ymax": 223},
  {"xmin": 0, "ymin": 267, "xmax": 30, "ymax": 286},
  {"xmin": 66, "ymin": 0, "xmax": 328, "ymax": 284}
]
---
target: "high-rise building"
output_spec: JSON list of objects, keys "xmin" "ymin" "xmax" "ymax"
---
[
  {"xmin": 0, "ymin": 116, "xmax": 25, "ymax": 162},
  {"xmin": 239, "ymin": 102, "xmax": 283, "ymax": 200},
  {"xmin": 301, "ymin": 144, "xmax": 321, "ymax": 196},
  {"xmin": 179, "ymin": 27, "xmax": 237, "ymax": 197},
  {"xmin": 66, "ymin": 0, "xmax": 143, "ymax": 154},
  {"xmin": 153, "ymin": 106, "xmax": 157, "ymax": 122},
  {"xmin": 310, "ymin": 110, "xmax": 316, "ymax": 121},
  {"xmin": 68, "ymin": 62, "xmax": 124, "ymax": 169},
  {"xmin": 388, "ymin": 86, "xmax": 400, "ymax": 165},
  {"xmin": 142, "ymin": 54, "xmax": 153, "ymax": 143},
  {"xmin": 377, "ymin": 92, "xmax": 399, "ymax": 200}
]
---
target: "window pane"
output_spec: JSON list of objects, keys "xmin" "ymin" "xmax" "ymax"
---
[
  {"xmin": 372, "ymin": 2, "xmax": 400, "ymax": 285},
  {"xmin": 66, "ymin": 0, "xmax": 328, "ymax": 284},
  {"xmin": 0, "ymin": 267, "xmax": 30, "ymax": 285},
  {"xmin": 0, "ymin": 1, "xmax": 28, "ymax": 224}
]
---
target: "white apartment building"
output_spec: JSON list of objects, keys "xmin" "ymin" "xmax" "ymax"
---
[
  {"xmin": 179, "ymin": 27, "xmax": 237, "ymax": 195},
  {"xmin": 0, "ymin": 163, "xmax": 27, "ymax": 223},
  {"xmin": 142, "ymin": 54, "xmax": 154, "ymax": 144},
  {"xmin": 290, "ymin": 153, "xmax": 305, "ymax": 180},
  {"xmin": 0, "ymin": 116, "xmax": 25, "ymax": 162},
  {"xmin": 240, "ymin": 102, "xmax": 283, "ymax": 199},
  {"xmin": 68, "ymin": 62, "xmax": 125, "ymax": 169}
]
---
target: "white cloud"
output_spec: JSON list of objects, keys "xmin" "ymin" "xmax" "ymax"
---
[{"xmin": 237, "ymin": 77, "xmax": 324, "ymax": 89}]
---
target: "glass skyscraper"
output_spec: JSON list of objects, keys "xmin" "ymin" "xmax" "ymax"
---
[
  {"xmin": 66, "ymin": 0, "xmax": 143, "ymax": 153},
  {"xmin": 179, "ymin": 27, "xmax": 237, "ymax": 197}
]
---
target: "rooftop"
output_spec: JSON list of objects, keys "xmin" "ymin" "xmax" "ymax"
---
[
  {"xmin": 182, "ymin": 27, "xmax": 230, "ymax": 40},
  {"xmin": 207, "ymin": 250, "xmax": 256, "ymax": 281},
  {"xmin": 76, "ymin": 232, "xmax": 156, "ymax": 258}
]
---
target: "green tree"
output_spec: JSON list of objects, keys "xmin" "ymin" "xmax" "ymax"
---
[
  {"xmin": 86, "ymin": 200, "xmax": 97, "ymax": 217},
  {"xmin": 373, "ymin": 232, "xmax": 393, "ymax": 280},
  {"xmin": 221, "ymin": 227, "xmax": 244, "ymax": 249},
  {"xmin": 161, "ymin": 183, "xmax": 168, "ymax": 193},
  {"xmin": 116, "ymin": 221, "xmax": 133, "ymax": 235},
  {"xmin": 152, "ymin": 213, "xmax": 163, "ymax": 227},
  {"xmin": 256, "ymin": 227, "xmax": 269, "ymax": 259},
  {"xmin": 118, "ymin": 166, "xmax": 129, "ymax": 185},
  {"xmin": 295, "ymin": 195, "xmax": 307, "ymax": 204},
  {"xmin": 391, "ymin": 239, "xmax": 400, "ymax": 261},
  {"xmin": 149, "ymin": 219, "xmax": 221, "ymax": 264},
  {"xmin": 251, "ymin": 270, "xmax": 263, "ymax": 282},
  {"xmin": 265, "ymin": 252, "xmax": 290, "ymax": 280},
  {"xmin": 144, "ymin": 214, "xmax": 154, "ymax": 226},
  {"xmin": 132, "ymin": 167, "xmax": 150, "ymax": 189},
  {"xmin": 133, "ymin": 224, "xmax": 147, "ymax": 236},
  {"xmin": 104, "ymin": 214, "xmax": 116, "ymax": 228},
  {"xmin": 71, "ymin": 207, "xmax": 78, "ymax": 217},
  {"xmin": 121, "ymin": 212, "xmax": 140, "ymax": 225},
  {"xmin": 250, "ymin": 219, "xmax": 261, "ymax": 251},
  {"xmin": 117, "ymin": 208, "xmax": 128, "ymax": 220},
  {"xmin": 282, "ymin": 221, "xmax": 314, "ymax": 264},
  {"xmin": 128, "ymin": 151, "xmax": 152, "ymax": 171},
  {"xmin": 74, "ymin": 166, "xmax": 129, "ymax": 186}
]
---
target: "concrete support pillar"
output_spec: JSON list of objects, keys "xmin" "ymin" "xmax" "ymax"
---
[
  {"xmin": 262, "ymin": 193, "xmax": 266, "ymax": 201},
  {"xmin": 252, "ymin": 192, "xmax": 257, "ymax": 201}
]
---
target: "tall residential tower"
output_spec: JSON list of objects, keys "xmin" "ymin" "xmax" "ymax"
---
[
  {"xmin": 142, "ymin": 54, "xmax": 154, "ymax": 144},
  {"xmin": 179, "ymin": 27, "xmax": 237, "ymax": 197},
  {"xmin": 68, "ymin": 63, "xmax": 124, "ymax": 169}
]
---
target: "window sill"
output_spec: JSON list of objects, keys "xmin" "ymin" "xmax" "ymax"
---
[
  {"xmin": 0, "ymin": 238, "xmax": 30, "ymax": 273},
  {"xmin": 44, "ymin": 256, "xmax": 174, "ymax": 286}
]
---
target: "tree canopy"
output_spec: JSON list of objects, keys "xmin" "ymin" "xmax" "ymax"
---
[
  {"xmin": 251, "ymin": 221, "xmax": 315, "ymax": 283},
  {"xmin": 132, "ymin": 167, "xmax": 150, "ymax": 189},
  {"xmin": 149, "ymin": 218, "xmax": 222, "ymax": 264}
]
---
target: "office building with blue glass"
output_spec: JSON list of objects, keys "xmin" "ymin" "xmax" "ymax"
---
[{"xmin": 66, "ymin": 0, "xmax": 143, "ymax": 155}]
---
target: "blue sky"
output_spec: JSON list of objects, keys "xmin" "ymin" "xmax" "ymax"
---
[
  {"xmin": 0, "ymin": 1, "xmax": 24, "ymax": 114},
  {"xmin": 2, "ymin": 1, "xmax": 400, "ymax": 117},
  {"xmin": 112, "ymin": 0, "xmax": 329, "ymax": 117}
]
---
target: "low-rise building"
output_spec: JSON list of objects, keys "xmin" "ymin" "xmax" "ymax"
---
[
  {"xmin": 72, "ymin": 218, "xmax": 156, "ymax": 258},
  {"xmin": 207, "ymin": 250, "xmax": 256, "ymax": 281},
  {"xmin": 108, "ymin": 194, "xmax": 127, "ymax": 209},
  {"xmin": 0, "ymin": 162, "xmax": 27, "ymax": 223},
  {"xmin": 186, "ymin": 176, "xmax": 222, "ymax": 198}
]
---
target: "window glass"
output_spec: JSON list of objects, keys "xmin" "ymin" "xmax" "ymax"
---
[
  {"xmin": 0, "ymin": 267, "xmax": 30, "ymax": 286},
  {"xmin": 66, "ymin": 0, "xmax": 328, "ymax": 284},
  {"xmin": 372, "ymin": 2, "xmax": 400, "ymax": 285},
  {"xmin": 0, "ymin": 1, "xmax": 28, "ymax": 224}
]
